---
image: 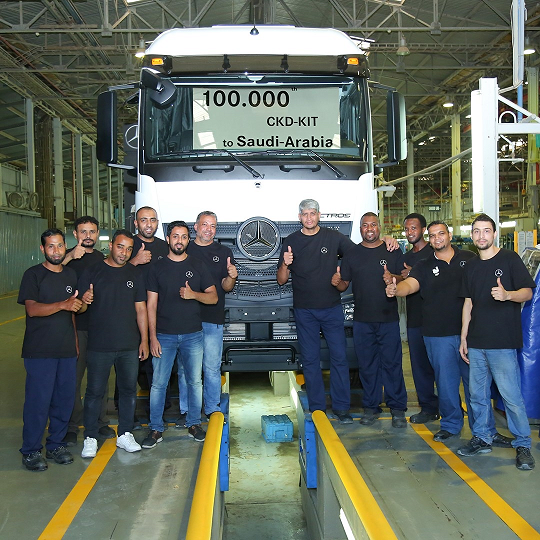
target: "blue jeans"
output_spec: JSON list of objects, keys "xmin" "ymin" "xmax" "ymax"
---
[
  {"xmin": 84, "ymin": 350, "xmax": 139, "ymax": 438},
  {"xmin": 294, "ymin": 306, "xmax": 350, "ymax": 412},
  {"xmin": 353, "ymin": 321, "xmax": 407, "ymax": 411},
  {"xmin": 407, "ymin": 327, "xmax": 438, "ymax": 414},
  {"xmin": 151, "ymin": 332, "xmax": 203, "ymax": 430},
  {"xmin": 424, "ymin": 335, "xmax": 481, "ymax": 434},
  {"xmin": 178, "ymin": 322, "xmax": 223, "ymax": 416},
  {"xmin": 21, "ymin": 357, "xmax": 76, "ymax": 454},
  {"xmin": 469, "ymin": 348, "xmax": 531, "ymax": 448}
]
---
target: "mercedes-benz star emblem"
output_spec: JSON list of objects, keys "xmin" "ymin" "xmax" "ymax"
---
[
  {"xmin": 321, "ymin": 247, "xmax": 328, "ymax": 254},
  {"xmin": 237, "ymin": 217, "xmax": 279, "ymax": 261},
  {"xmin": 127, "ymin": 281, "xmax": 134, "ymax": 288},
  {"xmin": 186, "ymin": 271, "xmax": 194, "ymax": 278},
  {"xmin": 380, "ymin": 259, "xmax": 387, "ymax": 266},
  {"xmin": 460, "ymin": 260, "xmax": 466, "ymax": 267},
  {"xmin": 213, "ymin": 256, "xmax": 220, "ymax": 262},
  {"xmin": 495, "ymin": 269, "xmax": 503, "ymax": 277}
]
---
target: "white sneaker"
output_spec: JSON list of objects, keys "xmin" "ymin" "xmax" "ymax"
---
[
  {"xmin": 116, "ymin": 432, "xmax": 141, "ymax": 453},
  {"xmin": 81, "ymin": 437, "xmax": 98, "ymax": 458}
]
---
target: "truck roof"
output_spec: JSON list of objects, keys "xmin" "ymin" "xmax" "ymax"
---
[{"xmin": 145, "ymin": 25, "xmax": 365, "ymax": 57}]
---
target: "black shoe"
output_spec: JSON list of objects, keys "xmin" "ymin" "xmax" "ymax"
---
[
  {"xmin": 516, "ymin": 447, "xmax": 535, "ymax": 470},
  {"xmin": 141, "ymin": 430, "xmax": 163, "ymax": 449},
  {"xmin": 391, "ymin": 409, "xmax": 407, "ymax": 428},
  {"xmin": 188, "ymin": 424, "xmax": 206, "ymax": 442},
  {"xmin": 457, "ymin": 436, "xmax": 492, "ymax": 456},
  {"xmin": 359, "ymin": 409, "xmax": 380, "ymax": 426},
  {"xmin": 63, "ymin": 431, "xmax": 77, "ymax": 447},
  {"xmin": 433, "ymin": 429, "xmax": 456, "ymax": 442},
  {"xmin": 175, "ymin": 413, "xmax": 187, "ymax": 429},
  {"xmin": 492, "ymin": 432, "xmax": 514, "ymax": 448},
  {"xmin": 22, "ymin": 451, "xmax": 48, "ymax": 471},
  {"xmin": 333, "ymin": 410, "xmax": 354, "ymax": 424},
  {"xmin": 409, "ymin": 410, "xmax": 440, "ymax": 424},
  {"xmin": 98, "ymin": 425, "xmax": 116, "ymax": 439},
  {"xmin": 46, "ymin": 446, "xmax": 74, "ymax": 465}
]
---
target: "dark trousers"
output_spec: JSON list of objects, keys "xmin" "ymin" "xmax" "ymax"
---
[
  {"xmin": 294, "ymin": 306, "xmax": 350, "ymax": 412},
  {"xmin": 68, "ymin": 330, "xmax": 109, "ymax": 433},
  {"xmin": 353, "ymin": 321, "xmax": 407, "ymax": 411},
  {"xmin": 407, "ymin": 326, "xmax": 438, "ymax": 414},
  {"xmin": 84, "ymin": 350, "xmax": 139, "ymax": 438},
  {"xmin": 21, "ymin": 357, "xmax": 77, "ymax": 454}
]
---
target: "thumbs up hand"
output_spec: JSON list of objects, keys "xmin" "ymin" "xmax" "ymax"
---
[
  {"xmin": 382, "ymin": 264, "xmax": 393, "ymax": 285},
  {"xmin": 401, "ymin": 262, "xmax": 412, "ymax": 279},
  {"xmin": 226, "ymin": 256, "xmax": 238, "ymax": 279},
  {"xmin": 283, "ymin": 245, "xmax": 294, "ymax": 266},
  {"xmin": 180, "ymin": 280, "xmax": 194, "ymax": 300},
  {"xmin": 82, "ymin": 283, "xmax": 94, "ymax": 305},
  {"xmin": 491, "ymin": 277, "xmax": 509, "ymax": 301},
  {"xmin": 64, "ymin": 290, "xmax": 83, "ymax": 312},
  {"xmin": 331, "ymin": 265, "xmax": 342, "ymax": 287},
  {"xmin": 131, "ymin": 242, "xmax": 152, "ymax": 265},
  {"xmin": 71, "ymin": 238, "xmax": 86, "ymax": 260},
  {"xmin": 386, "ymin": 277, "xmax": 397, "ymax": 298}
]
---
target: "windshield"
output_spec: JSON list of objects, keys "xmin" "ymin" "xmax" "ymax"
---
[{"xmin": 143, "ymin": 75, "xmax": 369, "ymax": 162}]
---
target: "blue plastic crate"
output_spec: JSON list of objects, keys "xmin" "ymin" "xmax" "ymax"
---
[{"xmin": 261, "ymin": 414, "xmax": 294, "ymax": 442}]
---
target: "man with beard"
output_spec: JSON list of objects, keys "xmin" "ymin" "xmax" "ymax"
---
[
  {"xmin": 143, "ymin": 221, "xmax": 217, "ymax": 447},
  {"xmin": 18, "ymin": 229, "xmax": 83, "ymax": 471},
  {"xmin": 62, "ymin": 216, "xmax": 114, "ymax": 446},
  {"xmin": 401, "ymin": 213, "xmax": 439, "ymax": 424},
  {"xmin": 458, "ymin": 214, "xmax": 535, "ymax": 471},
  {"xmin": 79, "ymin": 230, "xmax": 149, "ymax": 458},
  {"xmin": 333, "ymin": 212, "xmax": 407, "ymax": 427}
]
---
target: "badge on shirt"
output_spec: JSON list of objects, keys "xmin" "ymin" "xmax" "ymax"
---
[
  {"xmin": 432, "ymin": 266, "xmax": 440, "ymax": 276},
  {"xmin": 379, "ymin": 259, "xmax": 387, "ymax": 266},
  {"xmin": 321, "ymin": 247, "xmax": 328, "ymax": 254},
  {"xmin": 213, "ymin": 256, "xmax": 220, "ymax": 263},
  {"xmin": 186, "ymin": 271, "xmax": 194, "ymax": 278},
  {"xmin": 495, "ymin": 269, "xmax": 503, "ymax": 277},
  {"xmin": 127, "ymin": 281, "xmax": 134, "ymax": 288}
]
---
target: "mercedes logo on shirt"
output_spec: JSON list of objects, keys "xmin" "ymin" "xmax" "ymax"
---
[
  {"xmin": 321, "ymin": 247, "xmax": 328, "ymax": 254},
  {"xmin": 460, "ymin": 260, "xmax": 466, "ymax": 267},
  {"xmin": 495, "ymin": 269, "xmax": 503, "ymax": 277},
  {"xmin": 157, "ymin": 256, "xmax": 163, "ymax": 260},
  {"xmin": 380, "ymin": 259, "xmax": 387, "ymax": 266},
  {"xmin": 127, "ymin": 281, "xmax": 134, "ymax": 288},
  {"xmin": 213, "ymin": 256, "xmax": 220, "ymax": 263},
  {"xmin": 66, "ymin": 286, "xmax": 73, "ymax": 294},
  {"xmin": 186, "ymin": 271, "xmax": 194, "ymax": 278},
  {"xmin": 432, "ymin": 266, "xmax": 440, "ymax": 276}
]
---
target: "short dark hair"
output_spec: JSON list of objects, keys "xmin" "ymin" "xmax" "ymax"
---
[
  {"xmin": 196, "ymin": 211, "xmax": 217, "ymax": 223},
  {"xmin": 74, "ymin": 216, "xmax": 99, "ymax": 231},
  {"xmin": 427, "ymin": 220, "xmax": 449, "ymax": 233},
  {"xmin": 41, "ymin": 228, "xmax": 65, "ymax": 246},
  {"xmin": 471, "ymin": 213, "xmax": 496, "ymax": 232},
  {"xmin": 360, "ymin": 212, "xmax": 380, "ymax": 225},
  {"xmin": 404, "ymin": 213, "xmax": 427, "ymax": 228},
  {"xmin": 135, "ymin": 206, "xmax": 157, "ymax": 221},
  {"xmin": 167, "ymin": 220, "xmax": 189, "ymax": 237},
  {"xmin": 111, "ymin": 229, "xmax": 133, "ymax": 243}
]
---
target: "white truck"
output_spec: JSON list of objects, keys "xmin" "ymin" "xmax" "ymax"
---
[{"xmin": 97, "ymin": 25, "xmax": 406, "ymax": 372}]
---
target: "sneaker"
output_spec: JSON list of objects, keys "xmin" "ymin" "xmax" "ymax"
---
[
  {"xmin": 457, "ymin": 436, "xmax": 492, "ymax": 456},
  {"xmin": 175, "ymin": 413, "xmax": 187, "ymax": 429},
  {"xmin": 98, "ymin": 425, "xmax": 116, "ymax": 439},
  {"xmin": 188, "ymin": 424, "xmax": 206, "ymax": 442},
  {"xmin": 141, "ymin": 430, "xmax": 163, "ymax": 449},
  {"xmin": 492, "ymin": 432, "xmax": 514, "ymax": 448},
  {"xmin": 62, "ymin": 431, "xmax": 78, "ymax": 447},
  {"xmin": 116, "ymin": 432, "xmax": 142, "ymax": 453},
  {"xmin": 81, "ymin": 437, "xmax": 98, "ymax": 458},
  {"xmin": 516, "ymin": 447, "xmax": 535, "ymax": 471},
  {"xmin": 359, "ymin": 409, "xmax": 380, "ymax": 426},
  {"xmin": 433, "ymin": 429, "xmax": 457, "ymax": 442},
  {"xmin": 391, "ymin": 409, "xmax": 407, "ymax": 428},
  {"xmin": 46, "ymin": 446, "xmax": 74, "ymax": 464},
  {"xmin": 333, "ymin": 410, "xmax": 354, "ymax": 424},
  {"xmin": 409, "ymin": 410, "xmax": 440, "ymax": 424},
  {"xmin": 22, "ymin": 450, "xmax": 48, "ymax": 472}
]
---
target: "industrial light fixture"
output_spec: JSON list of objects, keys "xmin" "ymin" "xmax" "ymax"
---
[
  {"xmin": 442, "ymin": 98, "xmax": 454, "ymax": 108},
  {"xmin": 135, "ymin": 38, "xmax": 145, "ymax": 58},
  {"xmin": 250, "ymin": 25, "xmax": 259, "ymax": 36},
  {"xmin": 524, "ymin": 36, "xmax": 535, "ymax": 55},
  {"xmin": 396, "ymin": 34, "xmax": 410, "ymax": 56}
]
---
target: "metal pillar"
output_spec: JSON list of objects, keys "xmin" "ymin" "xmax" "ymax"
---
[
  {"xmin": 74, "ymin": 133, "xmax": 84, "ymax": 218},
  {"xmin": 526, "ymin": 67, "xmax": 539, "ymax": 226},
  {"xmin": 407, "ymin": 139, "xmax": 415, "ymax": 214},
  {"xmin": 25, "ymin": 98, "xmax": 36, "ymax": 192},
  {"xmin": 91, "ymin": 145, "xmax": 99, "ymax": 220},
  {"xmin": 107, "ymin": 167, "xmax": 113, "ymax": 239},
  {"xmin": 451, "ymin": 113, "xmax": 462, "ymax": 233},
  {"xmin": 117, "ymin": 169, "xmax": 124, "ymax": 227},
  {"xmin": 52, "ymin": 118, "xmax": 65, "ymax": 230}
]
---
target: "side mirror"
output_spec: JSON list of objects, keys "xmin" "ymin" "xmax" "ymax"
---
[
  {"xmin": 97, "ymin": 91, "xmax": 118, "ymax": 164},
  {"xmin": 140, "ymin": 67, "xmax": 177, "ymax": 107},
  {"xmin": 386, "ymin": 91, "xmax": 407, "ymax": 162}
]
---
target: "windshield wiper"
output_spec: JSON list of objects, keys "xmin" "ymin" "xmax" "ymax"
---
[{"xmin": 224, "ymin": 150, "xmax": 264, "ymax": 179}]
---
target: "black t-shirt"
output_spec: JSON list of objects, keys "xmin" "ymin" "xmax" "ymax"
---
[
  {"xmin": 409, "ymin": 246, "xmax": 476, "ymax": 337},
  {"xmin": 186, "ymin": 241, "xmax": 235, "ymax": 325},
  {"xmin": 146, "ymin": 255, "xmax": 215, "ymax": 335},
  {"xmin": 461, "ymin": 249, "xmax": 535, "ymax": 349},
  {"xmin": 78, "ymin": 261, "xmax": 146, "ymax": 352},
  {"xmin": 278, "ymin": 227, "xmax": 355, "ymax": 309},
  {"xmin": 340, "ymin": 243, "xmax": 403, "ymax": 323},
  {"xmin": 18, "ymin": 264, "xmax": 78, "ymax": 358},
  {"xmin": 403, "ymin": 243, "xmax": 433, "ymax": 328},
  {"xmin": 65, "ymin": 248, "xmax": 105, "ymax": 331},
  {"xmin": 130, "ymin": 235, "xmax": 169, "ymax": 288}
]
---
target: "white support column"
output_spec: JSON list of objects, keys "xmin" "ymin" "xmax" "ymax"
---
[
  {"xmin": 52, "ymin": 117, "xmax": 65, "ymax": 230},
  {"xmin": 526, "ymin": 67, "xmax": 539, "ymax": 224},
  {"xmin": 471, "ymin": 78, "xmax": 499, "ymax": 226},
  {"xmin": 91, "ymin": 145, "xmax": 99, "ymax": 219},
  {"xmin": 74, "ymin": 133, "xmax": 84, "ymax": 217},
  {"xmin": 25, "ymin": 98, "xmax": 36, "ymax": 192},
  {"xmin": 451, "ymin": 113, "xmax": 462, "ymax": 233},
  {"xmin": 107, "ymin": 167, "xmax": 113, "ymax": 239},
  {"xmin": 117, "ymin": 169, "xmax": 124, "ymax": 228},
  {"xmin": 407, "ymin": 139, "xmax": 415, "ymax": 214}
]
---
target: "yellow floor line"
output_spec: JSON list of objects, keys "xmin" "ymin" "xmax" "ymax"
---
[
  {"xmin": 0, "ymin": 315, "xmax": 24, "ymax": 326},
  {"xmin": 0, "ymin": 293, "xmax": 18, "ymax": 300},
  {"xmin": 38, "ymin": 437, "xmax": 117, "ymax": 540},
  {"xmin": 411, "ymin": 423, "xmax": 540, "ymax": 539}
]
